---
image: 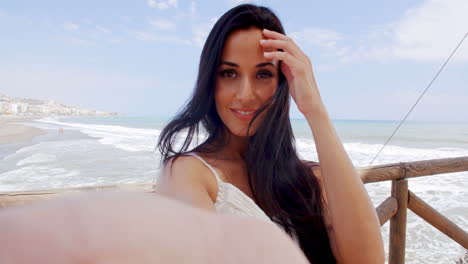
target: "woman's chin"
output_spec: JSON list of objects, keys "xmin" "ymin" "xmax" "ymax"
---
[
  {"xmin": 233, "ymin": 128, "xmax": 257, "ymax": 137},
  {"xmin": 225, "ymin": 126, "xmax": 250, "ymax": 137},
  {"xmin": 224, "ymin": 122, "xmax": 260, "ymax": 137}
]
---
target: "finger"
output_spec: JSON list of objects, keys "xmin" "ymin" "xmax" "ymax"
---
[
  {"xmin": 263, "ymin": 51, "xmax": 306, "ymax": 74},
  {"xmin": 262, "ymin": 29, "xmax": 310, "ymax": 65},
  {"xmin": 262, "ymin": 29, "xmax": 305, "ymax": 55},
  {"xmin": 262, "ymin": 28, "xmax": 289, "ymax": 41},
  {"xmin": 260, "ymin": 39, "xmax": 302, "ymax": 59}
]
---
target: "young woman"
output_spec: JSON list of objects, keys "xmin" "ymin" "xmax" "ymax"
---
[
  {"xmin": 0, "ymin": 4, "xmax": 384, "ymax": 264},
  {"xmin": 156, "ymin": 3, "xmax": 384, "ymax": 264}
]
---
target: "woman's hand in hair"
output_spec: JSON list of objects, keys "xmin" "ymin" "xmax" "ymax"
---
[{"xmin": 260, "ymin": 28, "xmax": 324, "ymax": 117}]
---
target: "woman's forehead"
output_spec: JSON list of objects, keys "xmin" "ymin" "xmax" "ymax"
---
[{"xmin": 221, "ymin": 27, "xmax": 276, "ymax": 65}]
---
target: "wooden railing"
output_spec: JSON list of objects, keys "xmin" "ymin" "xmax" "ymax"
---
[
  {"xmin": 360, "ymin": 156, "xmax": 468, "ymax": 263},
  {"xmin": 1, "ymin": 156, "xmax": 467, "ymax": 263}
]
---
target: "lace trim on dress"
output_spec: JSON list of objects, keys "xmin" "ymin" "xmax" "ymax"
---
[
  {"xmin": 185, "ymin": 152, "xmax": 271, "ymax": 221},
  {"xmin": 185, "ymin": 152, "xmax": 300, "ymax": 245}
]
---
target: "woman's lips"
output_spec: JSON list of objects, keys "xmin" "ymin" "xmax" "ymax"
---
[{"xmin": 230, "ymin": 108, "xmax": 256, "ymax": 121}]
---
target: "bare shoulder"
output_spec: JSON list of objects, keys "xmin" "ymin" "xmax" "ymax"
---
[
  {"xmin": 302, "ymin": 160, "xmax": 322, "ymax": 182},
  {"xmin": 310, "ymin": 165, "xmax": 322, "ymax": 181},
  {"xmin": 163, "ymin": 154, "xmax": 211, "ymax": 180},
  {"xmin": 155, "ymin": 154, "xmax": 218, "ymax": 211}
]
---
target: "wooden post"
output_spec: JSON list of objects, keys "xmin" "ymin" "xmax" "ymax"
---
[
  {"xmin": 376, "ymin": 196, "xmax": 398, "ymax": 226},
  {"xmin": 408, "ymin": 191, "xmax": 468, "ymax": 248},
  {"xmin": 389, "ymin": 179, "xmax": 408, "ymax": 264}
]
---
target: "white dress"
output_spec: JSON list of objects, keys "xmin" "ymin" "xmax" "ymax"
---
[
  {"xmin": 186, "ymin": 152, "xmax": 272, "ymax": 222},
  {"xmin": 186, "ymin": 152, "xmax": 300, "ymax": 245}
]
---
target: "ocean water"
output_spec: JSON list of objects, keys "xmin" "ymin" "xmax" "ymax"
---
[{"xmin": 0, "ymin": 116, "xmax": 467, "ymax": 263}]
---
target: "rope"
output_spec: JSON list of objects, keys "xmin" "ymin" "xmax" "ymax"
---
[{"xmin": 368, "ymin": 31, "xmax": 468, "ymax": 167}]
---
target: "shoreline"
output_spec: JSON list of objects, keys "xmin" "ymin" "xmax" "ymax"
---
[
  {"xmin": 0, "ymin": 116, "xmax": 46, "ymax": 145},
  {"xmin": 0, "ymin": 116, "xmax": 47, "ymax": 160},
  {"xmin": 0, "ymin": 116, "xmax": 95, "ymax": 160}
]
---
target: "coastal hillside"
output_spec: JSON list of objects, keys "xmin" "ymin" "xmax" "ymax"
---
[{"xmin": 0, "ymin": 93, "xmax": 118, "ymax": 116}]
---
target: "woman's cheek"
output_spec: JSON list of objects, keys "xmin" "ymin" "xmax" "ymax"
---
[{"xmin": 215, "ymin": 87, "xmax": 233, "ymax": 122}]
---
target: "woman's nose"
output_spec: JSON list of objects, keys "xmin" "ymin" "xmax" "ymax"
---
[{"xmin": 236, "ymin": 77, "xmax": 255, "ymax": 102}]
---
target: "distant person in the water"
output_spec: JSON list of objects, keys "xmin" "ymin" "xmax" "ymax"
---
[{"xmin": 58, "ymin": 127, "xmax": 64, "ymax": 134}]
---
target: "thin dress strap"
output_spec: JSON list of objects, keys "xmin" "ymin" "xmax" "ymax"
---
[{"xmin": 185, "ymin": 152, "xmax": 223, "ymax": 183}]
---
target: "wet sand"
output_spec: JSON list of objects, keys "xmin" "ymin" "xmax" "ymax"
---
[{"xmin": 0, "ymin": 116, "xmax": 45, "ymax": 145}]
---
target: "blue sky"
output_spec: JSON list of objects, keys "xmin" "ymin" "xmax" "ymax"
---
[{"xmin": 1, "ymin": 0, "xmax": 467, "ymax": 122}]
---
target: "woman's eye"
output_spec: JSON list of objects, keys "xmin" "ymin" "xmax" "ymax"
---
[
  {"xmin": 219, "ymin": 69, "xmax": 237, "ymax": 78},
  {"xmin": 257, "ymin": 70, "xmax": 273, "ymax": 79}
]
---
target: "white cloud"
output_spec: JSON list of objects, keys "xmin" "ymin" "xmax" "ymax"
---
[
  {"xmin": 354, "ymin": 0, "xmax": 468, "ymax": 63},
  {"xmin": 63, "ymin": 23, "xmax": 79, "ymax": 32},
  {"xmin": 70, "ymin": 38, "xmax": 96, "ymax": 47},
  {"xmin": 136, "ymin": 14, "xmax": 216, "ymax": 47},
  {"xmin": 191, "ymin": 17, "xmax": 218, "ymax": 47},
  {"xmin": 388, "ymin": 89, "xmax": 468, "ymax": 121},
  {"xmin": 83, "ymin": 18, "xmax": 93, "ymax": 25},
  {"xmin": 121, "ymin": 16, "xmax": 132, "ymax": 23},
  {"xmin": 290, "ymin": 27, "xmax": 349, "ymax": 57},
  {"xmin": 0, "ymin": 63, "xmax": 164, "ymax": 115},
  {"xmin": 391, "ymin": 0, "xmax": 467, "ymax": 62},
  {"xmin": 293, "ymin": 0, "xmax": 468, "ymax": 65},
  {"xmin": 135, "ymin": 31, "xmax": 158, "ymax": 41},
  {"xmin": 135, "ymin": 31, "xmax": 189, "ymax": 45},
  {"xmin": 226, "ymin": 0, "xmax": 257, "ymax": 6},
  {"xmin": 96, "ymin": 25, "xmax": 111, "ymax": 34},
  {"xmin": 108, "ymin": 39, "xmax": 123, "ymax": 44},
  {"xmin": 149, "ymin": 18, "xmax": 176, "ymax": 30},
  {"xmin": 148, "ymin": 0, "xmax": 178, "ymax": 9},
  {"xmin": 293, "ymin": 28, "xmax": 342, "ymax": 48},
  {"xmin": 190, "ymin": 1, "xmax": 196, "ymax": 16}
]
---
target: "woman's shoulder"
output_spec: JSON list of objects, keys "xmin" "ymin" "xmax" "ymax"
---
[
  {"xmin": 301, "ymin": 159, "xmax": 320, "ymax": 167},
  {"xmin": 159, "ymin": 153, "xmax": 219, "ymax": 204},
  {"xmin": 301, "ymin": 160, "xmax": 325, "ymax": 194},
  {"xmin": 301, "ymin": 160, "xmax": 321, "ymax": 176}
]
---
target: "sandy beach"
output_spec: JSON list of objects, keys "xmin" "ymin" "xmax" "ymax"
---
[{"xmin": 0, "ymin": 116, "xmax": 45, "ymax": 145}]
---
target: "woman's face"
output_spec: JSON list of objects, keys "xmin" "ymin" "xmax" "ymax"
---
[{"xmin": 215, "ymin": 27, "xmax": 279, "ymax": 137}]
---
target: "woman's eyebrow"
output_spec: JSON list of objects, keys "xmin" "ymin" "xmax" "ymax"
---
[
  {"xmin": 221, "ymin": 61, "xmax": 238, "ymax": 67},
  {"xmin": 256, "ymin": 62, "xmax": 275, "ymax": 68},
  {"xmin": 220, "ymin": 61, "xmax": 275, "ymax": 67}
]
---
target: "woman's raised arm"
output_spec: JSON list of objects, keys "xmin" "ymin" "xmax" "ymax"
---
[{"xmin": 261, "ymin": 28, "xmax": 385, "ymax": 263}]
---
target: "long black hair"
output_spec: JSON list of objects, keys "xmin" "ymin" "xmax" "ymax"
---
[{"xmin": 157, "ymin": 4, "xmax": 336, "ymax": 263}]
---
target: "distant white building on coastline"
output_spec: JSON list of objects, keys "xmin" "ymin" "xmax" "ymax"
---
[{"xmin": 0, "ymin": 93, "xmax": 118, "ymax": 116}]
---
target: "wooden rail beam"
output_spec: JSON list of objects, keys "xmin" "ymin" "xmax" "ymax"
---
[
  {"xmin": 404, "ymin": 156, "xmax": 468, "ymax": 178},
  {"xmin": 0, "ymin": 183, "xmax": 154, "ymax": 208},
  {"xmin": 358, "ymin": 156, "xmax": 468, "ymax": 183},
  {"xmin": 408, "ymin": 191, "xmax": 468, "ymax": 249},
  {"xmin": 389, "ymin": 179, "xmax": 409, "ymax": 264},
  {"xmin": 376, "ymin": 196, "xmax": 398, "ymax": 226},
  {"xmin": 358, "ymin": 163, "xmax": 404, "ymax": 183}
]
